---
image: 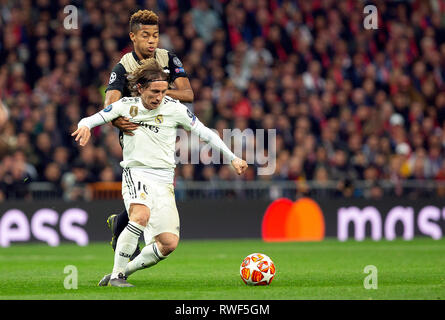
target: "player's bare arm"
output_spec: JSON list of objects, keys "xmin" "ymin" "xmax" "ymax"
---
[
  {"xmin": 166, "ymin": 77, "xmax": 194, "ymax": 102},
  {"xmin": 105, "ymin": 89, "xmax": 139, "ymax": 136}
]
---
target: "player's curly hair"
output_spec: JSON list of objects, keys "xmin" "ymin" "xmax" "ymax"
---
[
  {"xmin": 129, "ymin": 10, "xmax": 159, "ymax": 33},
  {"xmin": 127, "ymin": 58, "xmax": 168, "ymax": 96}
]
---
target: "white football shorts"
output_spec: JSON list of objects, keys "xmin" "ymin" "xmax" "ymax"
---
[{"xmin": 122, "ymin": 168, "xmax": 180, "ymax": 244}]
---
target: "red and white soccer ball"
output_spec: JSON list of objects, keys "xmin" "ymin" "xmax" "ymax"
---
[{"xmin": 240, "ymin": 253, "xmax": 276, "ymax": 286}]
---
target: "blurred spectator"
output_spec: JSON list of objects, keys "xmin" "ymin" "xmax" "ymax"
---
[
  {"xmin": 365, "ymin": 182, "xmax": 384, "ymax": 200},
  {"xmin": 0, "ymin": 0, "xmax": 444, "ymax": 201},
  {"xmin": 99, "ymin": 166, "xmax": 117, "ymax": 182},
  {"xmin": 44, "ymin": 162, "xmax": 63, "ymax": 197},
  {"xmin": 336, "ymin": 179, "xmax": 357, "ymax": 198},
  {"xmin": 0, "ymin": 100, "xmax": 8, "ymax": 130},
  {"xmin": 0, "ymin": 155, "xmax": 31, "ymax": 199},
  {"xmin": 191, "ymin": 0, "xmax": 222, "ymax": 44},
  {"xmin": 61, "ymin": 161, "xmax": 93, "ymax": 201}
]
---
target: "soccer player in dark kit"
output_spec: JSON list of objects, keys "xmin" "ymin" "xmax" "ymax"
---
[{"xmin": 105, "ymin": 10, "xmax": 194, "ymax": 260}]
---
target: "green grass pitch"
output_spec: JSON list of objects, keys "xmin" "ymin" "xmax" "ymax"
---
[{"xmin": 0, "ymin": 238, "xmax": 444, "ymax": 300}]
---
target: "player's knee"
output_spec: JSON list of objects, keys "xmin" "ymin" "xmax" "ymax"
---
[
  {"xmin": 129, "ymin": 204, "xmax": 150, "ymax": 226},
  {"xmin": 159, "ymin": 242, "xmax": 177, "ymax": 256},
  {"xmin": 130, "ymin": 212, "xmax": 149, "ymax": 226},
  {"xmin": 157, "ymin": 236, "xmax": 178, "ymax": 256},
  {"xmin": 131, "ymin": 216, "xmax": 148, "ymax": 226}
]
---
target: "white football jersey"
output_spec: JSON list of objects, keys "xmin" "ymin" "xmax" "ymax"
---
[{"xmin": 98, "ymin": 96, "xmax": 197, "ymax": 170}]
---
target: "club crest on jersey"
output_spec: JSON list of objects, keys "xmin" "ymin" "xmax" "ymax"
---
[
  {"xmin": 155, "ymin": 115, "xmax": 163, "ymax": 124},
  {"xmin": 104, "ymin": 104, "xmax": 113, "ymax": 112},
  {"xmin": 130, "ymin": 106, "xmax": 138, "ymax": 117}
]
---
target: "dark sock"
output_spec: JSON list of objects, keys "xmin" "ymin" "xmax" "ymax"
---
[{"xmin": 114, "ymin": 210, "xmax": 129, "ymax": 238}]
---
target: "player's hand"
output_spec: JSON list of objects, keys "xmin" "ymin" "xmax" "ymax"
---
[
  {"xmin": 231, "ymin": 157, "xmax": 248, "ymax": 175},
  {"xmin": 71, "ymin": 126, "xmax": 91, "ymax": 146},
  {"xmin": 112, "ymin": 116, "xmax": 139, "ymax": 136}
]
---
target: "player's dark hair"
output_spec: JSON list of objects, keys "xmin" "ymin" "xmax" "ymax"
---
[
  {"xmin": 129, "ymin": 10, "xmax": 159, "ymax": 33},
  {"xmin": 127, "ymin": 58, "xmax": 168, "ymax": 96}
]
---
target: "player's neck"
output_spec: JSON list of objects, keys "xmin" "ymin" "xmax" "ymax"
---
[
  {"xmin": 141, "ymin": 100, "xmax": 150, "ymax": 110},
  {"xmin": 134, "ymin": 49, "xmax": 155, "ymax": 61}
]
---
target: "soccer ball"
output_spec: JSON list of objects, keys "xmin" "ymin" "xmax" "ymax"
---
[{"xmin": 240, "ymin": 253, "xmax": 276, "ymax": 286}]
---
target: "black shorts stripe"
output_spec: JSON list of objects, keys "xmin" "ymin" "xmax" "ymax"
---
[
  {"xmin": 122, "ymin": 169, "xmax": 132, "ymax": 198},
  {"xmin": 123, "ymin": 169, "xmax": 136, "ymax": 199},
  {"xmin": 127, "ymin": 169, "xmax": 137, "ymax": 196},
  {"xmin": 127, "ymin": 169, "xmax": 137, "ymax": 198}
]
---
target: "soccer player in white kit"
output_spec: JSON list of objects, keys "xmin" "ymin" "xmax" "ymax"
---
[{"xmin": 72, "ymin": 59, "xmax": 248, "ymax": 287}]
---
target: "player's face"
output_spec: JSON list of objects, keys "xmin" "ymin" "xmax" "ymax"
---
[
  {"xmin": 140, "ymin": 81, "xmax": 168, "ymax": 110},
  {"xmin": 130, "ymin": 25, "xmax": 159, "ymax": 59}
]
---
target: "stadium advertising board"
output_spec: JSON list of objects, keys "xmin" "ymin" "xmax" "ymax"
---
[
  {"xmin": 0, "ymin": 201, "xmax": 112, "ymax": 247},
  {"xmin": 0, "ymin": 200, "xmax": 267, "ymax": 246},
  {"xmin": 263, "ymin": 198, "xmax": 445, "ymax": 242},
  {"xmin": 1, "ymin": 198, "xmax": 445, "ymax": 246}
]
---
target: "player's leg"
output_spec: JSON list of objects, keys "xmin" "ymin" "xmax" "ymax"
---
[
  {"xmin": 124, "ymin": 232, "xmax": 178, "ymax": 277},
  {"xmin": 125, "ymin": 182, "xmax": 180, "ymax": 277},
  {"xmin": 107, "ymin": 209, "xmax": 141, "ymax": 261},
  {"xmin": 107, "ymin": 210, "xmax": 127, "ymax": 249},
  {"xmin": 100, "ymin": 232, "xmax": 177, "ymax": 285},
  {"xmin": 109, "ymin": 203, "xmax": 149, "ymax": 287},
  {"xmin": 107, "ymin": 169, "xmax": 143, "ymax": 260}
]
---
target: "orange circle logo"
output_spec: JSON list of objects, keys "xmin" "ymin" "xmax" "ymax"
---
[{"xmin": 261, "ymin": 198, "xmax": 325, "ymax": 242}]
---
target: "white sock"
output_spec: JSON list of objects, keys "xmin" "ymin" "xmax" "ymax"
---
[
  {"xmin": 125, "ymin": 242, "xmax": 166, "ymax": 277},
  {"xmin": 111, "ymin": 221, "xmax": 144, "ymax": 279}
]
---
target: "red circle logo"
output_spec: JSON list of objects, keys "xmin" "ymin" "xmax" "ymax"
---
[{"xmin": 261, "ymin": 198, "xmax": 325, "ymax": 242}]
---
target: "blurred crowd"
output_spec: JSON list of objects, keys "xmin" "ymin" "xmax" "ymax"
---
[{"xmin": 1, "ymin": 0, "xmax": 445, "ymax": 201}]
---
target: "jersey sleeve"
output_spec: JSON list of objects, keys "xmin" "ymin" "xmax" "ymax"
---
[
  {"xmin": 105, "ymin": 63, "xmax": 127, "ymax": 93},
  {"xmin": 175, "ymin": 103, "xmax": 236, "ymax": 162},
  {"xmin": 78, "ymin": 99, "xmax": 125, "ymax": 129},
  {"xmin": 191, "ymin": 120, "xmax": 237, "ymax": 162},
  {"xmin": 175, "ymin": 103, "xmax": 198, "ymax": 131},
  {"xmin": 168, "ymin": 52, "xmax": 188, "ymax": 83},
  {"xmin": 98, "ymin": 99, "xmax": 125, "ymax": 122}
]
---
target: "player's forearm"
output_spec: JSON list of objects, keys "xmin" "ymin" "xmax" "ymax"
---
[
  {"xmin": 192, "ymin": 121, "xmax": 236, "ymax": 162},
  {"xmin": 78, "ymin": 113, "xmax": 108, "ymax": 129},
  {"xmin": 104, "ymin": 90, "xmax": 122, "ymax": 107},
  {"xmin": 166, "ymin": 89, "xmax": 194, "ymax": 103}
]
